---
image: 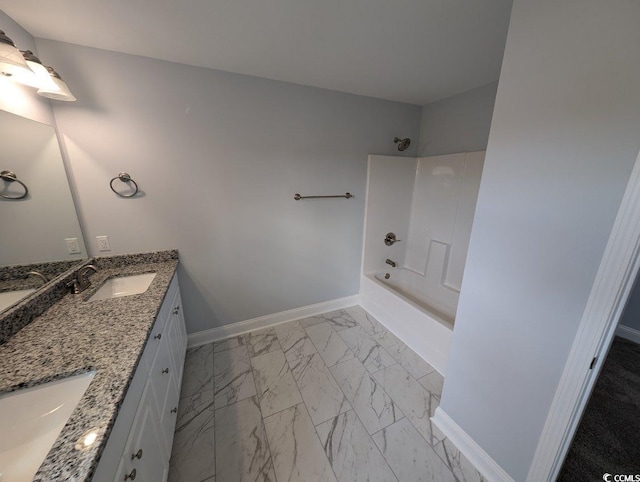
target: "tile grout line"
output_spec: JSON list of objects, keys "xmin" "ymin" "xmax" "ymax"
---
[
  {"xmin": 180, "ymin": 343, "xmax": 216, "ymax": 401},
  {"xmin": 172, "ymin": 342, "xmax": 217, "ymax": 480},
  {"xmin": 284, "ymin": 312, "xmax": 351, "ymax": 481},
  {"xmin": 327, "ymin": 311, "xmax": 403, "ymax": 482},
  {"xmin": 211, "ymin": 342, "xmax": 216, "ymax": 479},
  {"xmin": 371, "ymin": 361, "xmax": 459, "ymax": 480},
  {"xmin": 302, "ymin": 320, "xmax": 354, "ymax": 370},
  {"xmin": 344, "ymin": 311, "xmax": 459, "ymax": 479},
  {"xmin": 246, "ymin": 335, "xmax": 281, "ymax": 482},
  {"xmin": 301, "ymin": 400, "xmax": 342, "ymax": 482},
  {"xmin": 305, "ymin": 311, "xmax": 402, "ymax": 482}
]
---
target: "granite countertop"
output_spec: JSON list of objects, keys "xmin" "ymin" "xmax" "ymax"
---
[{"xmin": 0, "ymin": 251, "xmax": 179, "ymax": 481}]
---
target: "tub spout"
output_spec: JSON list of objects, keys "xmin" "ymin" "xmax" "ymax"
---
[{"xmin": 385, "ymin": 259, "xmax": 396, "ymax": 268}]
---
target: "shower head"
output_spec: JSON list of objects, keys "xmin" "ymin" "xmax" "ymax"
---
[{"xmin": 394, "ymin": 137, "xmax": 411, "ymax": 152}]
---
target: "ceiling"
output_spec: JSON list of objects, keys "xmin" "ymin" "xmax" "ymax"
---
[{"xmin": 0, "ymin": 0, "xmax": 512, "ymax": 105}]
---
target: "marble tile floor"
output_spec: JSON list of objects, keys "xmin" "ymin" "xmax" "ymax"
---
[{"xmin": 168, "ymin": 306, "xmax": 485, "ymax": 482}]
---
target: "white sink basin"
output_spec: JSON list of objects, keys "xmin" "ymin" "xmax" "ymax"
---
[
  {"xmin": 0, "ymin": 289, "xmax": 36, "ymax": 312},
  {"xmin": 0, "ymin": 371, "xmax": 95, "ymax": 482},
  {"xmin": 88, "ymin": 273, "xmax": 156, "ymax": 302}
]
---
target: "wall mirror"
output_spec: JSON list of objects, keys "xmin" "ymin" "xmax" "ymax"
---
[{"xmin": 0, "ymin": 108, "xmax": 86, "ymax": 312}]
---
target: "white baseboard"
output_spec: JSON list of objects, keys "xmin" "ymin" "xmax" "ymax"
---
[
  {"xmin": 616, "ymin": 324, "xmax": 640, "ymax": 344},
  {"xmin": 187, "ymin": 295, "xmax": 361, "ymax": 347},
  {"xmin": 431, "ymin": 407, "xmax": 514, "ymax": 482}
]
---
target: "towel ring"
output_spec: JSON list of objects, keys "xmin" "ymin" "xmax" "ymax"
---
[
  {"xmin": 110, "ymin": 172, "xmax": 139, "ymax": 198},
  {"xmin": 0, "ymin": 170, "xmax": 29, "ymax": 200}
]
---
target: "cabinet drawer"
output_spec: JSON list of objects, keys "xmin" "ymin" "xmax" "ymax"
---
[
  {"xmin": 167, "ymin": 289, "xmax": 185, "ymax": 366},
  {"xmin": 148, "ymin": 336, "xmax": 173, "ymax": 413},
  {"xmin": 141, "ymin": 321, "xmax": 166, "ymax": 372}
]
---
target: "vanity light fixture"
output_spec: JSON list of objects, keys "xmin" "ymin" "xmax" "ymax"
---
[
  {"xmin": 0, "ymin": 28, "xmax": 76, "ymax": 101},
  {"xmin": 19, "ymin": 50, "xmax": 59, "ymax": 91},
  {"xmin": 0, "ymin": 30, "xmax": 33, "ymax": 79},
  {"xmin": 37, "ymin": 66, "xmax": 76, "ymax": 102}
]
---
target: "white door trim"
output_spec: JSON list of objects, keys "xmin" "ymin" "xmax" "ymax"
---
[{"xmin": 527, "ymin": 148, "xmax": 640, "ymax": 481}]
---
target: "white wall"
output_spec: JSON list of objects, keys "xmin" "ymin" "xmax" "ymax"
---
[
  {"xmin": 36, "ymin": 40, "xmax": 421, "ymax": 333},
  {"xmin": 418, "ymin": 82, "xmax": 498, "ymax": 157},
  {"xmin": 440, "ymin": 1, "xmax": 640, "ymax": 480},
  {"xmin": 0, "ymin": 11, "xmax": 54, "ymax": 125},
  {"xmin": 362, "ymin": 155, "xmax": 415, "ymax": 275}
]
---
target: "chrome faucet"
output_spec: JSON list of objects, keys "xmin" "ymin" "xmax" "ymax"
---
[
  {"xmin": 67, "ymin": 265, "xmax": 98, "ymax": 294},
  {"xmin": 385, "ymin": 259, "xmax": 396, "ymax": 268},
  {"xmin": 24, "ymin": 271, "xmax": 49, "ymax": 285}
]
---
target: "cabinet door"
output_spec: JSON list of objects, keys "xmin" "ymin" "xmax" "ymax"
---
[
  {"xmin": 156, "ymin": 318, "xmax": 179, "ymax": 456},
  {"xmin": 121, "ymin": 404, "xmax": 167, "ymax": 482},
  {"xmin": 135, "ymin": 403, "xmax": 168, "ymax": 482},
  {"xmin": 159, "ymin": 373, "xmax": 180, "ymax": 460},
  {"xmin": 113, "ymin": 385, "xmax": 168, "ymax": 482}
]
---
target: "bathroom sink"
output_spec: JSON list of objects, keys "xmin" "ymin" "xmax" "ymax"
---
[
  {"xmin": 88, "ymin": 273, "xmax": 156, "ymax": 302},
  {"xmin": 0, "ymin": 371, "xmax": 95, "ymax": 482},
  {"xmin": 0, "ymin": 289, "xmax": 36, "ymax": 311}
]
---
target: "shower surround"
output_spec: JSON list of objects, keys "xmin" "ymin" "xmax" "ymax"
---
[{"xmin": 360, "ymin": 152, "xmax": 484, "ymax": 374}]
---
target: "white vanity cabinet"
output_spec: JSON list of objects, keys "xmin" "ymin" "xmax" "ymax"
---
[
  {"xmin": 113, "ymin": 385, "xmax": 167, "ymax": 482},
  {"xmin": 93, "ymin": 273, "xmax": 187, "ymax": 482}
]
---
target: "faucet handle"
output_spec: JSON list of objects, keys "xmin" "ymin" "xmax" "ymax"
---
[
  {"xmin": 66, "ymin": 279, "xmax": 81, "ymax": 294},
  {"xmin": 80, "ymin": 264, "xmax": 98, "ymax": 276},
  {"xmin": 384, "ymin": 233, "xmax": 402, "ymax": 246},
  {"xmin": 78, "ymin": 265, "xmax": 98, "ymax": 284}
]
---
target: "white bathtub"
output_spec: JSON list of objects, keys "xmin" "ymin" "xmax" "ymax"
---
[
  {"xmin": 360, "ymin": 271, "xmax": 453, "ymax": 375},
  {"xmin": 374, "ymin": 268, "xmax": 457, "ymax": 325}
]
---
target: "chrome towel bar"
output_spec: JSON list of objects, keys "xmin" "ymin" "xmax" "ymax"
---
[
  {"xmin": 0, "ymin": 170, "xmax": 28, "ymax": 200},
  {"xmin": 294, "ymin": 192, "xmax": 353, "ymax": 201}
]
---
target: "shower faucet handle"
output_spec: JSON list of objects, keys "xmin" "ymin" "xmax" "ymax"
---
[{"xmin": 384, "ymin": 232, "xmax": 402, "ymax": 246}]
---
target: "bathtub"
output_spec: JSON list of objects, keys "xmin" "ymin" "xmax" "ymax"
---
[
  {"xmin": 360, "ymin": 271, "xmax": 454, "ymax": 375},
  {"xmin": 374, "ymin": 268, "xmax": 457, "ymax": 325}
]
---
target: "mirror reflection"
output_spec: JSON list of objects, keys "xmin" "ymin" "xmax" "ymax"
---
[{"xmin": 0, "ymin": 109, "xmax": 86, "ymax": 312}]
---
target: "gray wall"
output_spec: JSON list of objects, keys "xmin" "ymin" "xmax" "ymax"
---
[
  {"xmin": 417, "ymin": 82, "xmax": 498, "ymax": 157},
  {"xmin": 619, "ymin": 275, "xmax": 640, "ymax": 332},
  {"xmin": 440, "ymin": 1, "xmax": 640, "ymax": 480},
  {"xmin": 36, "ymin": 39, "xmax": 421, "ymax": 334}
]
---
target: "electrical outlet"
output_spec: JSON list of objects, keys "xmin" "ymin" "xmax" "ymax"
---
[
  {"xmin": 65, "ymin": 238, "xmax": 81, "ymax": 254},
  {"xmin": 96, "ymin": 235, "xmax": 111, "ymax": 252}
]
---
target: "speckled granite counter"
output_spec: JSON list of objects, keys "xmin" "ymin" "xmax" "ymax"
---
[{"xmin": 0, "ymin": 250, "xmax": 179, "ymax": 481}]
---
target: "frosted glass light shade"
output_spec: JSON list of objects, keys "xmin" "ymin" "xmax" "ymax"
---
[
  {"xmin": 10, "ymin": 51, "xmax": 53, "ymax": 88},
  {"xmin": 37, "ymin": 67, "xmax": 76, "ymax": 102},
  {"xmin": 0, "ymin": 31, "xmax": 33, "ymax": 79},
  {"xmin": 25, "ymin": 59, "xmax": 59, "ymax": 90}
]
